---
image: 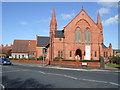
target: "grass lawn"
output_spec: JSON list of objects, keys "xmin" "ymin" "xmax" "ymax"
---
[{"xmin": 106, "ymin": 63, "xmax": 120, "ymax": 67}]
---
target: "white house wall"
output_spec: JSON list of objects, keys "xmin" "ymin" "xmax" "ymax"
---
[{"xmin": 12, "ymin": 53, "xmax": 28, "ymax": 58}]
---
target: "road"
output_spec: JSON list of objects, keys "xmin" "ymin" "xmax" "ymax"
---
[{"xmin": 1, "ymin": 63, "xmax": 119, "ymax": 89}]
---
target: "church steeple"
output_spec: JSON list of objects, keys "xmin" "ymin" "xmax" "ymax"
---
[
  {"xmin": 50, "ymin": 9, "xmax": 57, "ymax": 32},
  {"xmin": 97, "ymin": 11, "xmax": 102, "ymax": 29},
  {"xmin": 97, "ymin": 11, "xmax": 104, "ymax": 44}
]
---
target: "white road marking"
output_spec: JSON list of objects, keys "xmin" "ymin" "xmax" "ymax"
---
[
  {"xmin": 81, "ymin": 78, "xmax": 108, "ymax": 83},
  {"xmin": 36, "ymin": 70, "xmax": 120, "ymax": 86},
  {"xmin": 47, "ymin": 73, "xmax": 63, "ymax": 76},
  {"xmin": 38, "ymin": 71, "xmax": 46, "ymax": 74},
  {"xmin": 0, "ymin": 84, "xmax": 5, "ymax": 89},
  {"xmin": 48, "ymin": 67, "xmax": 88, "ymax": 71},
  {"xmin": 109, "ymin": 82, "xmax": 120, "ymax": 86},
  {"xmin": 63, "ymin": 75, "xmax": 78, "ymax": 80}
]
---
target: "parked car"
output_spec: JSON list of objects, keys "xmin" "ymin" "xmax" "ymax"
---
[
  {"xmin": 1, "ymin": 58, "xmax": 12, "ymax": 65},
  {"xmin": 0, "ymin": 58, "xmax": 2, "ymax": 65}
]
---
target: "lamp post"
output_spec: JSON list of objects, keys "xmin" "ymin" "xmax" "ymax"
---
[{"xmin": 43, "ymin": 48, "xmax": 47, "ymax": 66}]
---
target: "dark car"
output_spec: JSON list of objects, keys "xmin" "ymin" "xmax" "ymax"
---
[{"xmin": 2, "ymin": 58, "xmax": 12, "ymax": 65}]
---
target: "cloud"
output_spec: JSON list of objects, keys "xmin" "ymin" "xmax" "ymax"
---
[
  {"xmin": 20, "ymin": 21, "xmax": 28, "ymax": 25},
  {"xmin": 61, "ymin": 10, "xmax": 75, "ymax": 20},
  {"xmin": 97, "ymin": 0, "xmax": 118, "ymax": 7},
  {"xmin": 102, "ymin": 15, "xmax": 118, "ymax": 26},
  {"xmin": 98, "ymin": 8, "xmax": 110, "ymax": 16}
]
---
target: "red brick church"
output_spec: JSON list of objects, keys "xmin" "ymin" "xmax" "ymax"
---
[{"xmin": 12, "ymin": 8, "xmax": 113, "ymax": 62}]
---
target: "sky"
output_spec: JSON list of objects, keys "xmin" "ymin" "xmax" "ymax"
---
[{"xmin": 1, "ymin": 2, "xmax": 119, "ymax": 49}]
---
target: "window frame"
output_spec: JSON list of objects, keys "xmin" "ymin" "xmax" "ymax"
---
[
  {"xmin": 58, "ymin": 51, "xmax": 61, "ymax": 57},
  {"xmin": 84, "ymin": 28, "xmax": 91, "ymax": 43},
  {"xmin": 94, "ymin": 51, "xmax": 97, "ymax": 57},
  {"xmin": 70, "ymin": 51, "xmax": 72, "ymax": 57},
  {"xmin": 75, "ymin": 27, "xmax": 81, "ymax": 43}
]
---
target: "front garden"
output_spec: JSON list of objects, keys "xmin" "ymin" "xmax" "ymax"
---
[{"xmin": 106, "ymin": 56, "xmax": 120, "ymax": 68}]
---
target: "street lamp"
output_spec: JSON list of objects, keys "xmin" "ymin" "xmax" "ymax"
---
[{"xmin": 43, "ymin": 48, "xmax": 47, "ymax": 66}]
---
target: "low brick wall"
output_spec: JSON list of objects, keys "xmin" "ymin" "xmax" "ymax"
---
[
  {"xmin": 51, "ymin": 59, "xmax": 100, "ymax": 68},
  {"xmin": 11, "ymin": 60, "xmax": 44, "ymax": 64},
  {"xmin": 11, "ymin": 59, "xmax": 100, "ymax": 68}
]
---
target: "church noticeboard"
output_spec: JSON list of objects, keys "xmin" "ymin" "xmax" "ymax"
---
[{"xmin": 85, "ymin": 46, "xmax": 91, "ymax": 60}]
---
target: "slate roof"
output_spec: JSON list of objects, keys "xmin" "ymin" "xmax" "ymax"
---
[
  {"xmin": 102, "ymin": 43, "xmax": 108, "ymax": 48},
  {"xmin": 12, "ymin": 40, "xmax": 36, "ymax": 53},
  {"xmin": 55, "ymin": 30, "xmax": 64, "ymax": 38},
  {"xmin": 37, "ymin": 36, "xmax": 50, "ymax": 47}
]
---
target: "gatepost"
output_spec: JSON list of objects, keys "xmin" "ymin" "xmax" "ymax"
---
[{"xmin": 100, "ymin": 57, "xmax": 105, "ymax": 69}]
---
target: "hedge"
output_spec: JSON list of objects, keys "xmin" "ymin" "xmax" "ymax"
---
[
  {"xmin": 62, "ymin": 60, "xmax": 76, "ymax": 62},
  {"xmin": 80, "ymin": 60, "xmax": 100, "ymax": 62}
]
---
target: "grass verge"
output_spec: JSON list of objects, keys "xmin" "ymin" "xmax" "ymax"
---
[{"xmin": 106, "ymin": 63, "xmax": 120, "ymax": 67}]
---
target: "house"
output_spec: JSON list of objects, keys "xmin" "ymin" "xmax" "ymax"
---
[
  {"xmin": 12, "ymin": 40, "xmax": 36, "ymax": 59},
  {"xmin": 0, "ymin": 44, "xmax": 13, "ymax": 58}
]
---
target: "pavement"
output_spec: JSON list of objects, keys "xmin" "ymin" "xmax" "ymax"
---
[
  {"xmin": 12, "ymin": 62, "xmax": 119, "ymax": 72},
  {"xmin": 1, "ymin": 62, "xmax": 119, "ymax": 88}
]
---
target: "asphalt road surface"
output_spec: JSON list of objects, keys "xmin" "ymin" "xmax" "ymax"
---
[{"xmin": 1, "ymin": 64, "xmax": 119, "ymax": 89}]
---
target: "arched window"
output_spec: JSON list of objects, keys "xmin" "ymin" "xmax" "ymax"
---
[
  {"xmin": 58, "ymin": 51, "xmax": 60, "ymax": 57},
  {"xmin": 70, "ymin": 51, "xmax": 72, "ymax": 57},
  {"xmin": 75, "ymin": 28, "xmax": 81, "ymax": 43},
  {"xmin": 94, "ymin": 51, "xmax": 97, "ymax": 57},
  {"xmin": 84, "ymin": 28, "xmax": 90, "ymax": 43}
]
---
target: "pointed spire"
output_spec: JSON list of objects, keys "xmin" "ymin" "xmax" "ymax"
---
[
  {"xmin": 50, "ymin": 9, "xmax": 57, "ymax": 30},
  {"xmin": 97, "ymin": 11, "xmax": 102, "ymax": 29},
  {"xmin": 97, "ymin": 11, "xmax": 101, "ymax": 24}
]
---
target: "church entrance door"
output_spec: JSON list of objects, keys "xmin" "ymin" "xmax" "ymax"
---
[{"xmin": 75, "ymin": 49, "xmax": 82, "ymax": 60}]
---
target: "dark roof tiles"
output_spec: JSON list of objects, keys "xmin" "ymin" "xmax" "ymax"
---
[
  {"xmin": 37, "ymin": 36, "xmax": 50, "ymax": 47},
  {"xmin": 55, "ymin": 30, "xmax": 64, "ymax": 38},
  {"xmin": 102, "ymin": 43, "xmax": 108, "ymax": 48},
  {"xmin": 12, "ymin": 40, "xmax": 36, "ymax": 53}
]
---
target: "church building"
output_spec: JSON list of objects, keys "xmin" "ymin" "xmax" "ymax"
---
[
  {"xmin": 47, "ymin": 8, "xmax": 113, "ymax": 61},
  {"xmin": 12, "ymin": 8, "xmax": 113, "ymax": 63}
]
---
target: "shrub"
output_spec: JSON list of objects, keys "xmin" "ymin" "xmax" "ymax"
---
[
  {"xmin": 14, "ymin": 58, "xmax": 18, "ymax": 60},
  {"xmin": 37, "ymin": 56, "xmax": 46, "ymax": 60},
  {"xmin": 9, "ymin": 58, "xmax": 14, "ymax": 60},
  {"xmin": 80, "ymin": 60, "xmax": 100, "ymax": 62},
  {"xmin": 62, "ymin": 60, "xmax": 76, "ymax": 62},
  {"xmin": 37, "ymin": 58, "xmax": 43, "ymax": 60},
  {"xmin": 21, "ymin": 57, "xmax": 27, "ymax": 60},
  {"xmin": 110, "ymin": 56, "xmax": 120, "ymax": 64},
  {"xmin": 54, "ymin": 57, "xmax": 64, "ymax": 60},
  {"xmin": 28, "ymin": 57, "xmax": 36, "ymax": 60}
]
